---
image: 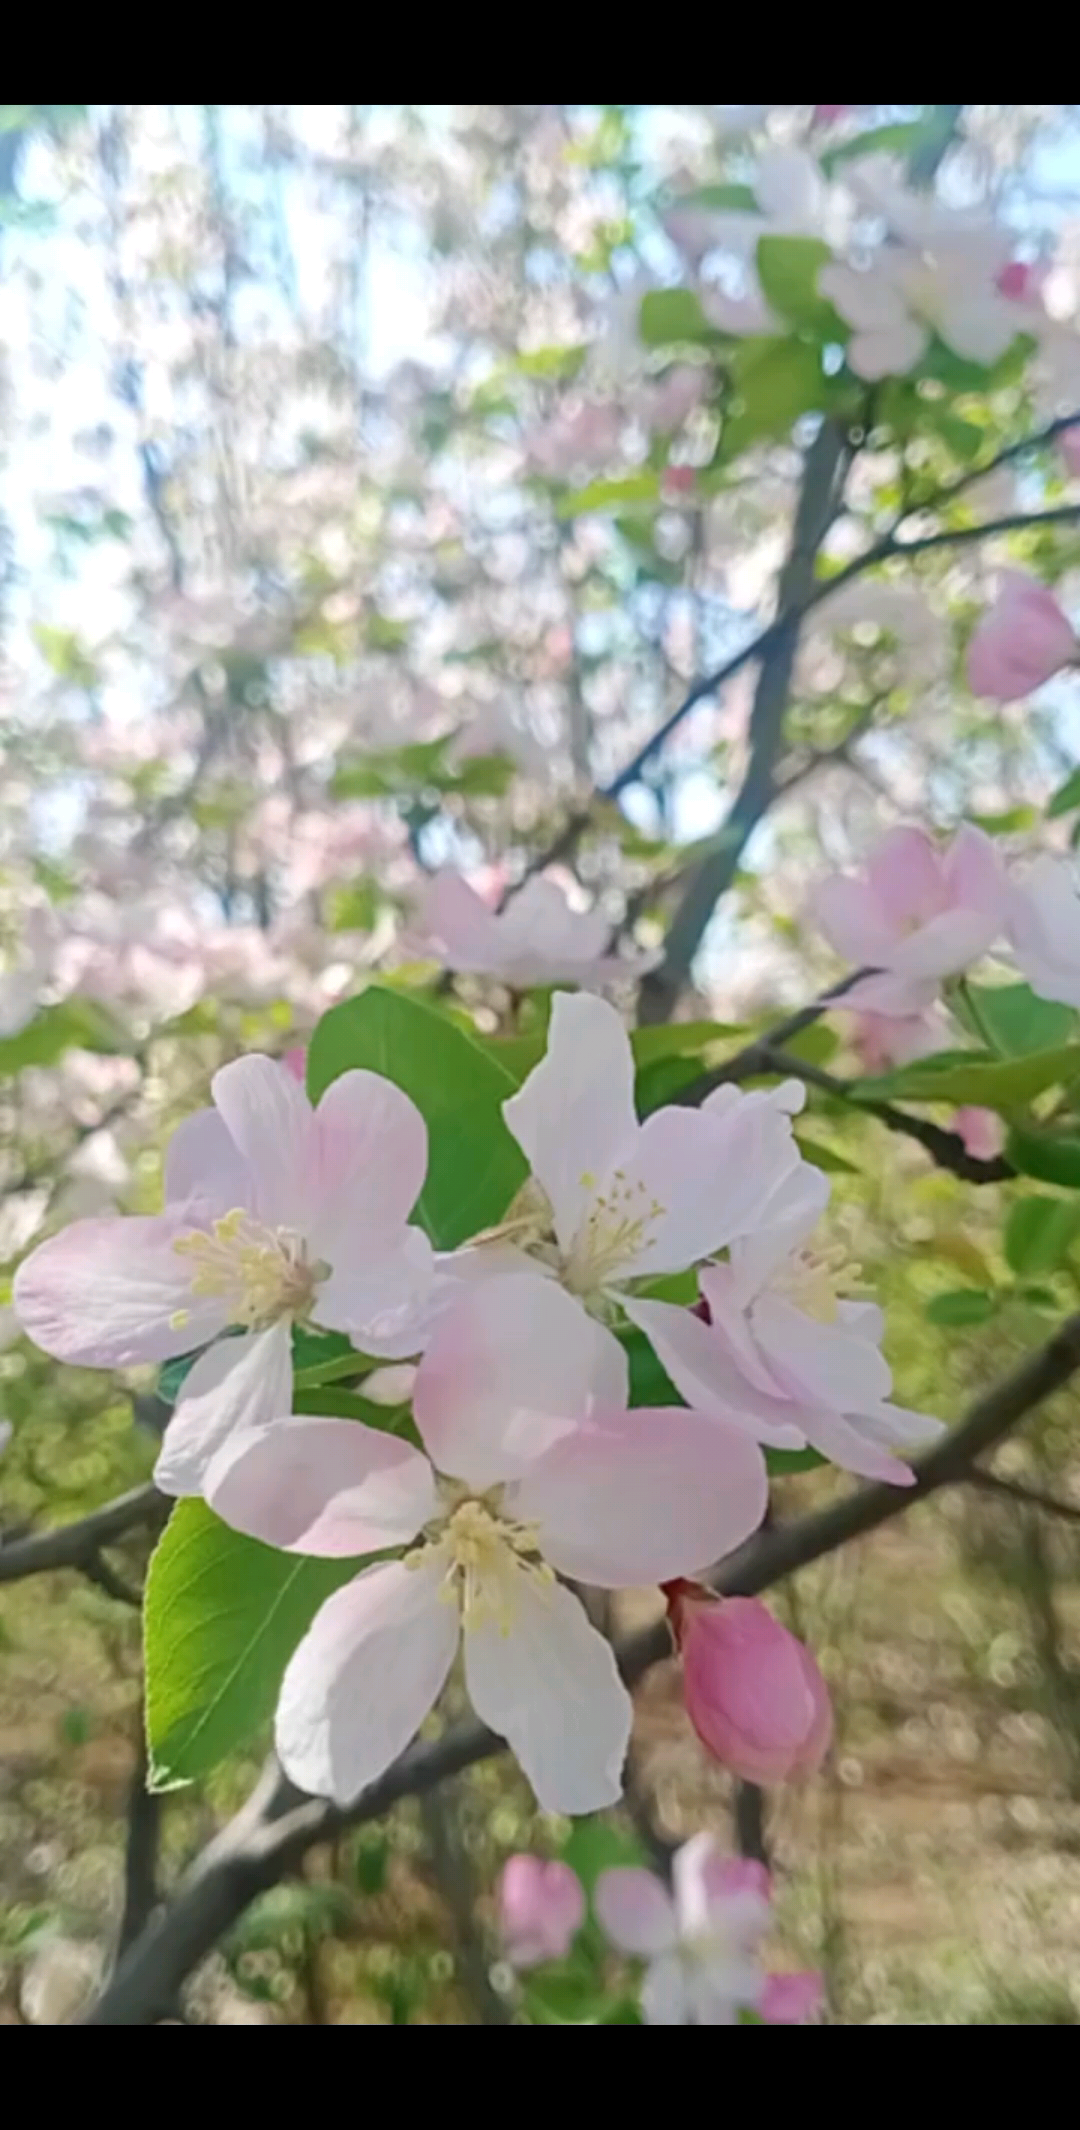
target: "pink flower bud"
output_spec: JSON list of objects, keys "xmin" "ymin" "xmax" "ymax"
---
[
  {"xmin": 497, "ymin": 1855, "xmax": 585, "ymax": 1969},
  {"xmin": 952, "ymin": 1106, "xmax": 1005, "ymax": 1160},
  {"xmin": 662, "ymin": 464, "xmax": 698, "ymax": 500},
  {"xmin": 996, "ymin": 260, "xmax": 1045, "ymax": 306},
  {"xmin": 967, "ymin": 570, "xmax": 1079, "ymax": 703},
  {"xmin": 667, "ymin": 1584, "xmax": 832, "ymax": 1783},
  {"xmin": 282, "ymin": 1047, "xmax": 307, "ymax": 1083}
]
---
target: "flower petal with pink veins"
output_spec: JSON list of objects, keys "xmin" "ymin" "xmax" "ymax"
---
[
  {"xmin": 621, "ymin": 1296, "xmax": 803, "ymax": 1448},
  {"xmin": 513, "ymin": 1405, "xmax": 768, "ymax": 1586},
  {"xmin": 464, "ymin": 1574, "xmax": 632, "ymax": 1814},
  {"xmin": 275, "ymin": 1559, "xmax": 459, "ymax": 1803},
  {"xmin": 203, "ymin": 1414, "xmax": 435, "ymax": 1555},
  {"xmin": 13, "ymin": 1213, "xmax": 230, "ymax": 1368},
  {"xmin": 164, "ymin": 1109, "xmax": 254, "ymax": 1218},
  {"xmin": 502, "ymin": 993, "xmax": 638, "ymax": 1252},
  {"xmin": 154, "ymin": 1319, "xmax": 295, "ymax": 1498},
  {"xmin": 594, "ymin": 1867, "xmax": 677, "ymax": 1957},
  {"xmin": 413, "ymin": 1272, "xmax": 626, "ymax": 1488},
  {"xmin": 865, "ymin": 826, "xmax": 944, "ymax": 930},
  {"xmin": 210, "ymin": 1055, "xmax": 316, "ymax": 1229},
  {"xmin": 309, "ymin": 1070, "xmax": 428, "ymax": 1253}
]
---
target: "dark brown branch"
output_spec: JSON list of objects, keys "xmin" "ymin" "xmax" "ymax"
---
[
  {"xmin": 0, "ymin": 1485, "xmax": 166, "ymax": 1586},
  {"xmin": 117, "ymin": 1728, "xmax": 162, "ymax": 1956},
  {"xmin": 754, "ymin": 1046, "xmax": 1015, "ymax": 1185},
  {"xmin": 84, "ymin": 1312, "xmax": 1080, "ymax": 2025}
]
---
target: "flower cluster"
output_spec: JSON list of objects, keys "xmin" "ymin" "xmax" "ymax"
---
[{"xmin": 14, "ymin": 994, "xmax": 937, "ymax": 1816}]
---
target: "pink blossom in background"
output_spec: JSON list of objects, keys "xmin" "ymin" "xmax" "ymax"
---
[
  {"xmin": 810, "ymin": 823, "xmax": 1008, "ymax": 1016},
  {"xmin": 204, "ymin": 1273, "xmax": 770, "ymax": 1814},
  {"xmin": 848, "ymin": 1008, "xmax": 940, "ymax": 1075},
  {"xmin": 633, "ymin": 366, "xmax": 706, "ymax": 434},
  {"xmin": 13, "ymin": 1055, "xmax": 435, "ymax": 1496},
  {"xmin": 408, "ymin": 873, "xmax": 656, "ymax": 991},
  {"xmin": 525, "ymin": 400, "xmax": 622, "ymax": 481},
  {"xmin": 628, "ymin": 1163, "xmax": 943, "ymax": 1485},
  {"xmin": 813, "ymin": 105, "xmax": 852, "ymax": 123},
  {"xmin": 498, "ymin": 1855, "xmax": 585, "ymax": 1968},
  {"xmin": 996, "ymin": 259, "xmax": 1047, "ymax": 307},
  {"xmin": 967, "ymin": 571, "xmax": 1079, "ymax": 702},
  {"xmin": 666, "ymin": 1582, "xmax": 832, "ymax": 1783},
  {"xmin": 952, "ymin": 1107, "xmax": 1006, "ymax": 1161},
  {"xmin": 1007, "ymin": 854, "xmax": 1080, "ymax": 1008},
  {"xmin": 1061, "ymin": 425, "xmax": 1080, "ymax": 479},
  {"xmin": 595, "ymin": 1835, "xmax": 821, "ymax": 2025}
]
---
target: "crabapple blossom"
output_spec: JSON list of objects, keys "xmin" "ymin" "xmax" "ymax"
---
[
  {"xmin": 848, "ymin": 1008, "xmax": 940, "ymax": 1074},
  {"xmin": 820, "ymin": 193, "xmax": 1019, "ymax": 382},
  {"xmin": 665, "ymin": 1581, "xmax": 832, "ymax": 1782},
  {"xmin": 967, "ymin": 571, "xmax": 1079, "ymax": 702},
  {"xmin": 13, "ymin": 1056, "xmax": 434, "ymax": 1496},
  {"xmin": 810, "ymin": 823, "xmax": 1008, "ymax": 1016},
  {"xmin": 408, "ymin": 872, "xmax": 656, "ymax": 990},
  {"xmin": 498, "ymin": 1855, "xmax": 585, "ymax": 1968},
  {"xmin": 953, "ymin": 1107, "xmax": 1006, "ymax": 1161},
  {"xmin": 627, "ymin": 1163, "xmax": 943, "ymax": 1485},
  {"xmin": 1007, "ymin": 854, "xmax": 1080, "ymax": 1008},
  {"xmin": 203, "ymin": 1275, "xmax": 769, "ymax": 1814},
  {"xmin": 595, "ymin": 1837, "xmax": 822, "ymax": 2026}
]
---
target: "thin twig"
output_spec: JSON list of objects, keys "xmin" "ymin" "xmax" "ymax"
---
[
  {"xmin": 966, "ymin": 1468, "xmax": 1080, "ymax": 1527},
  {"xmin": 0, "ymin": 1485, "xmax": 167, "ymax": 1586},
  {"xmin": 84, "ymin": 1311, "xmax": 1080, "ymax": 2025},
  {"xmin": 753, "ymin": 1046, "xmax": 1015, "ymax": 1185}
]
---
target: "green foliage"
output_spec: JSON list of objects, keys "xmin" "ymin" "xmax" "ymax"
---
[
  {"xmin": 331, "ymin": 738, "xmax": 514, "ymax": 803},
  {"xmin": 756, "ymin": 235, "xmax": 845, "ymax": 338},
  {"xmin": 556, "ymin": 472, "xmax": 660, "ymax": 519},
  {"xmin": 856, "ymin": 1044, "xmax": 1080, "ymax": 1111},
  {"xmin": 0, "ymin": 1000, "xmax": 124, "ymax": 1079},
  {"xmin": 925, "ymin": 1289, "xmax": 999, "ymax": 1328},
  {"xmin": 638, "ymin": 288, "xmax": 711, "ymax": 348},
  {"xmin": 144, "ymin": 1501, "xmax": 363, "ymax": 1790},
  {"xmin": 820, "ymin": 120, "xmax": 933, "ymax": 175},
  {"xmin": 1006, "ymin": 1123, "xmax": 1080, "ymax": 1191},
  {"xmin": 1046, "ymin": 766, "xmax": 1080, "ymax": 819},
  {"xmin": 719, "ymin": 337, "xmax": 829, "ymax": 461},
  {"xmin": 955, "ymin": 983, "xmax": 1075, "ymax": 1059},
  {"xmin": 1004, "ymin": 1195, "xmax": 1080, "ymax": 1278},
  {"xmin": 307, "ymin": 986, "xmax": 526, "ymax": 1248}
]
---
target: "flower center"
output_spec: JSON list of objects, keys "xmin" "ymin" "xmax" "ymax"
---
[
  {"xmin": 770, "ymin": 1239, "xmax": 862, "ymax": 1325},
  {"xmin": 561, "ymin": 1169, "xmax": 665, "ymax": 1297},
  {"xmin": 171, "ymin": 1208, "xmax": 327, "ymax": 1331},
  {"xmin": 405, "ymin": 1485, "xmax": 552, "ymax": 1632}
]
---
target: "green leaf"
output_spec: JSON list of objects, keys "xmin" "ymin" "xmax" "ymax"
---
[
  {"xmin": 854, "ymin": 1044, "xmax": 1080, "ymax": 1111},
  {"xmin": 755, "ymin": 235, "xmax": 843, "ymax": 337},
  {"xmin": 1047, "ymin": 766, "xmax": 1080, "ymax": 819},
  {"xmin": 666, "ymin": 181, "xmax": 758, "ymax": 213},
  {"xmin": 1004, "ymin": 1195, "xmax": 1080, "ymax": 1278},
  {"xmin": 638, "ymin": 288, "xmax": 711, "ymax": 348},
  {"xmin": 820, "ymin": 120, "xmax": 934, "ymax": 175},
  {"xmin": 0, "ymin": 999, "xmax": 124, "ymax": 1078},
  {"xmin": 766, "ymin": 1444, "xmax": 827, "ymax": 1474},
  {"xmin": 561, "ymin": 1816, "xmax": 645, "ymax": 1897},
  {"xmin": 144, "ymin": 1501, "xmax": 363, "ymax": 1789},
  {"xmin": 1006, "ymin": 1122, "xmax": 1080, "ymax": 1191},
  {"xmin": 621, "ymin": 1327, "xmax": 684, "ymax": 1409},
  {"xmin": 630, "ymin": 1019, "xmax": 746, "ymax": 1066},
  {"xmin": 307, "ymin": 987, "xmax": 526, "ymax": 1248},
  {"xmin": 555, "ymin": 471, "xmax": 660, "ymax": 520},
  {"xmin": 795, "ymin": 1134, "xmax": 860, "ymax": 1175},
  {"xmin": 958, "ymin": 983, "xmax": 1076, "ymax": 1060},
  {"xmin": 925, "ymin": 1289, "xmax": 998, "ymax": 1327},
  {"xmin": 719, "ymin": 337, "xmax": 827, "ymax": 461}
]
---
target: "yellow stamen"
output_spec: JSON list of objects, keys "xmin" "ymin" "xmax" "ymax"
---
[
  {"xmin": 172, "ymin": 1208, "xmax": 326, "ymax": 1329},
  {"xmin": 404, "ymin": 1489, "xmax": 552, "ymax": 1634}
]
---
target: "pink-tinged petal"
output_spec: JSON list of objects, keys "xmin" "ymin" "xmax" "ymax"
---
[
  {"xmin": 967, "ymin": 572, "xmax": 1078, "ymax": 702},
  {"xmin": 413, "ymin": 1272, "xmax": 626, "ymax": 1488},
  {"xmin": 674, "ymin": 1832, "xmax": 772, "ymax": 1940},
  {"xmin": 502, "ymin": 992, "xmax": 638, "ymax": 1254},
  {"xmin": 499, "ymin": 876, "xmax": 608, "ymax": 966},
  {"xmin": 846, "ymin": 319, "xmax": 928, "ymax": 381},
  {"xmin": 953, "ymin": 1106, "xmax": 1005, "ymax": 1160},
  {"xmin": 309, "ymin": 1070, "xmax": 428, "ymax": 1253},
  {"xmin": 798, "ymin": 1405, "xmax": 916, "ymax": 1485},
  {"xmin": 153, "ymin": 1320, "xmax": 294, "ymax": 1499},
  {"xmin": 594, "ymin": 1867, "xmax": 677, "ymax": 1957},
  {"xmin": 499, "ymin": 1856, "xmax": 586, "ymax": 1969},
  {"xmin": 641, "ymin": 1952, "xmax": 692, "ymax": 2026},
  {"xmin": 164, "ymin": 1109, "xmax": 254, "ymax": 1217},
  {"xmin": 676, "ymin": 1596, "xmax": 831, "ymax": 1784},
  {"xmin": 943, "ymin": 823, "xmax": 1009, "ymax": 928},
  {"xmin": 515, "ymin": 1406, "xmax": 768, "ymax": 1587},
  {"xmin": 410, "ymin": 872, "xmax": 501, "ymax": 971},
  {"xmin": 810, "ymin": 874, "xmax": 896, "ymax": 966},
  {"xmin": 865, "ymin": 826, "xmax": 945, "ymax": 931},
  {"xmin": 694, "ymin": 1265, "xmax": 793, "ymax": 1402},
  {"xmin": 621, "ymin": 1296, "xmax": 803, "ymax": 1449},
  {"xmin": 616, "ymin": 1094, "xmax": 801, "ymax": 1275},
  {"xmin": 276, "ymin": 1559, "xmax": 458, "ymax": 1803},
  {"xmin": 210, "ymin": 1055, "xmax": 316, "ymax": 1230},
  {"xmin": 203, "ymin": 1414, "xmax": 435, "ymax": 1555},
  {"xmin": 762, "ymin": 1971, "xmax": 824, "ymax": 2025},
  {"xmin": 314, "ymin": 1226, "xmax": 435, "ymax": 1356},
  {"xmin": 13, "ymin": 1214, "xmax": 229, "ymax": 1368},
  {"xmin": 282, "ymin": 1047, "xmax": 307, "ymax": 1083},
  {"xmin": 819, "ymin": 261, "xmax": 910, "ymax": 334},
  {"xmin": 463, "ymin": 1573, "xmax": 632, "ymax": 1814},
  {"xmin": 1008, "ymin": 856, "xmax": 1080, "ymax": 1006},
  {"xmin": 751, "ymin": 1294, "xmax": 893, "ymax": 1410},
  {"xmin": 889, "ymin": 907, "xmax": 1001, "ymax": 982}
]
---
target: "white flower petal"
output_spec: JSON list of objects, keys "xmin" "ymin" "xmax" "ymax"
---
[
  {"xmin": 210, "ymin": 1055, "xmax": 316, "ymax": 1230},
  {"xmin": 502, "ymin": 993, "xmax": 638, "ymax": 1254},
  {"xmin": 616, "ymin": 1094, "xmax": 801, "ymax": 1277},
  {"xmin": 276, "ymin": 1560, "xmax": 459, "ymax": 1803},
  {"xmin": 622, "ymin": 1295, "xmax": 803, "ymax": 1449},
  {"xmin": 153, "ymin": 1319, "xmax": 294, "ymax": 1498},
  {"xmin": 164, "ymin": 1109, "xmax": 255, "ymax": 1217},
  {"xmin": 204, "ymin": 1415, "xmax": 436, "ymax": 1555},
  {"xmin": 463, "ymin": 1573, "xmax": 631, "ymax": 1814},
  {"xmin": 594, "ymin": 1868, "xmax": 677, "ymax": 1956},
  {"xmin": 642, "ymin": 1953, "xmax": 692, "ymax": 2026},
  {"xmin": 13, "ymin": 1213, "xmax": 229, "ymax": 1369},
  {"xmin": 309, "ymin": 1070, "xmax": 429, "ymax": 1254},
  {"xmin": 315, "ymin": 1227, "xmax": 435, "ymax": 1356},
  {"xmin": 413, "ymin": 1272, "xmax": 626, "ymax": 1487}
]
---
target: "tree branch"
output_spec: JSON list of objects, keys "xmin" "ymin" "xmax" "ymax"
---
[
  {"xmin": 752, "ymin": 1045, "xmax": 1015, "ymax": 1184},
  {"xmin": 84, "ymin": 1311, "xmax": 1080, "ymax": 2024},
  {"xmin": 0, "ymin": 1485, "xmax": 166, "ymax": 1586},
  {"xmin": 965, "ymin": 1467, "xmax": 1080, "ymax": 1527}
]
